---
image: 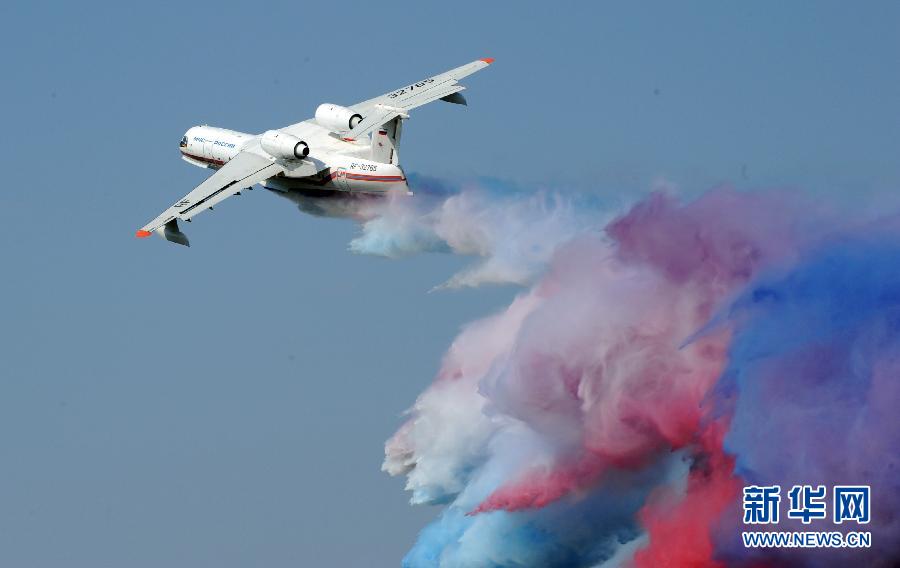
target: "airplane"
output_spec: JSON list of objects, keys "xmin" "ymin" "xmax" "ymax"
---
[{"xmin": 136, "ymin": 58, "xmax": 494, "ymax": 246}]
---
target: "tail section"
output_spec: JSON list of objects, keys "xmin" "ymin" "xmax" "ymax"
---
[{"xmin": 371, "ymin": 117, "xmax": 403, "ymax": 165}]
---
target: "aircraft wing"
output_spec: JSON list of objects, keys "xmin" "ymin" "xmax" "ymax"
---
[
  {"xmin": 137, "ymin": 150, "xmax": 283, "ymax": 245},
  {"xmin": 341, "ymin": 58, "xmax": 493, "ymax": 140}
]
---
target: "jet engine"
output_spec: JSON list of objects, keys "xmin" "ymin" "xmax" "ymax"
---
[
  {"xmin": 260, "ymin": 130, "xmax": 309, "ymax": 160},
  {"xmin": 315, "ymin": 104, "xmax": 363, "ymax": 132}
]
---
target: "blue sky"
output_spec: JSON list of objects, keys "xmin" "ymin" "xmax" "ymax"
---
[{"xmin": 1, "ymin": 1, "xmax": 898, "ymax": 566}]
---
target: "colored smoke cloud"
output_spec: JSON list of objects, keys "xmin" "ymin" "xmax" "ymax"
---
[{"xmin": 378, "ymin": 179, "xmax": 900, "ymax": 566}]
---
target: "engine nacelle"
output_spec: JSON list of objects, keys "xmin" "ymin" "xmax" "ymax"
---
[
  {"xmin": 260, "ymin": 130, "xmax": 309, "ymax": 160},
  {"xmin": 315, "ymin": 104, "xmax": 363, "ymax": 132}
]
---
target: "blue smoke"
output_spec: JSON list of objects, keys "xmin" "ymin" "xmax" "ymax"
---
[{"xmin": 710, "ymin": 235, "xmax": 900, "ymax": 565}]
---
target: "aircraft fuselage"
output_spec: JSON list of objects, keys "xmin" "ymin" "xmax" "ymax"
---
[{"xmin": 179, "ymin": 125, "xmax": 409, "ymax": 196}]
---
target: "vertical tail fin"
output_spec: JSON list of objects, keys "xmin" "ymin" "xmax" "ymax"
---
[{"xmin": 370, "ymin": 117, "xmax": 403, "ymax": 165}]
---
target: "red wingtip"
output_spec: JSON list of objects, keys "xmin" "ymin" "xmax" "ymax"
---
[
  {"xmin": 135, "ymin": 230, "xmax": 152, "ymax": 238},
  {"xmin": 480, "ymin": 57, "xmax": 495, "ymax": 64}
]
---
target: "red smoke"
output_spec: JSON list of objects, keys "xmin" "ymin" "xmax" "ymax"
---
[
  {"xmin": 633, "ymin": 421, "xmax": 741, "ymax": 568},
  {"xmin": 470, "ymin": 454, "xmax": 606, "ymax": 514}
]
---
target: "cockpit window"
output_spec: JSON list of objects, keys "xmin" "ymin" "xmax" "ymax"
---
[{"xmin": 179, "ymin": 135, "xmax": 188, "ymax": 148}]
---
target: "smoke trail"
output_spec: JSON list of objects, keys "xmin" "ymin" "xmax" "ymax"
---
[
  {"xmin": 348, "ymin": 176, "xmax": 605, "ymax": 289},
  {"xmin": 381, "ymin": 182, "xmax": 900, "ymax": 566}
]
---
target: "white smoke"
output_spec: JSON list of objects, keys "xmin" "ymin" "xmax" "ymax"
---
[{"xmin": 349, "ymin": 185, "xmax": 603, "ymax": 289}]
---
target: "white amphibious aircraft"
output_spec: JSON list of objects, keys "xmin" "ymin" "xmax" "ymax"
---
[{"xmin": 136, "ymin": 58, "xmax": 494, "ymax": 246}]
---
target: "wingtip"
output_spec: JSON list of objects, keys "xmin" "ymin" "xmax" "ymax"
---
[
  {"xmin": 135, "ymin": 229, "xmax": 152, "ymax": 238},
  {"xmin": 480, "ymin": 57, "xmax": 495, "ymax": 64}
]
